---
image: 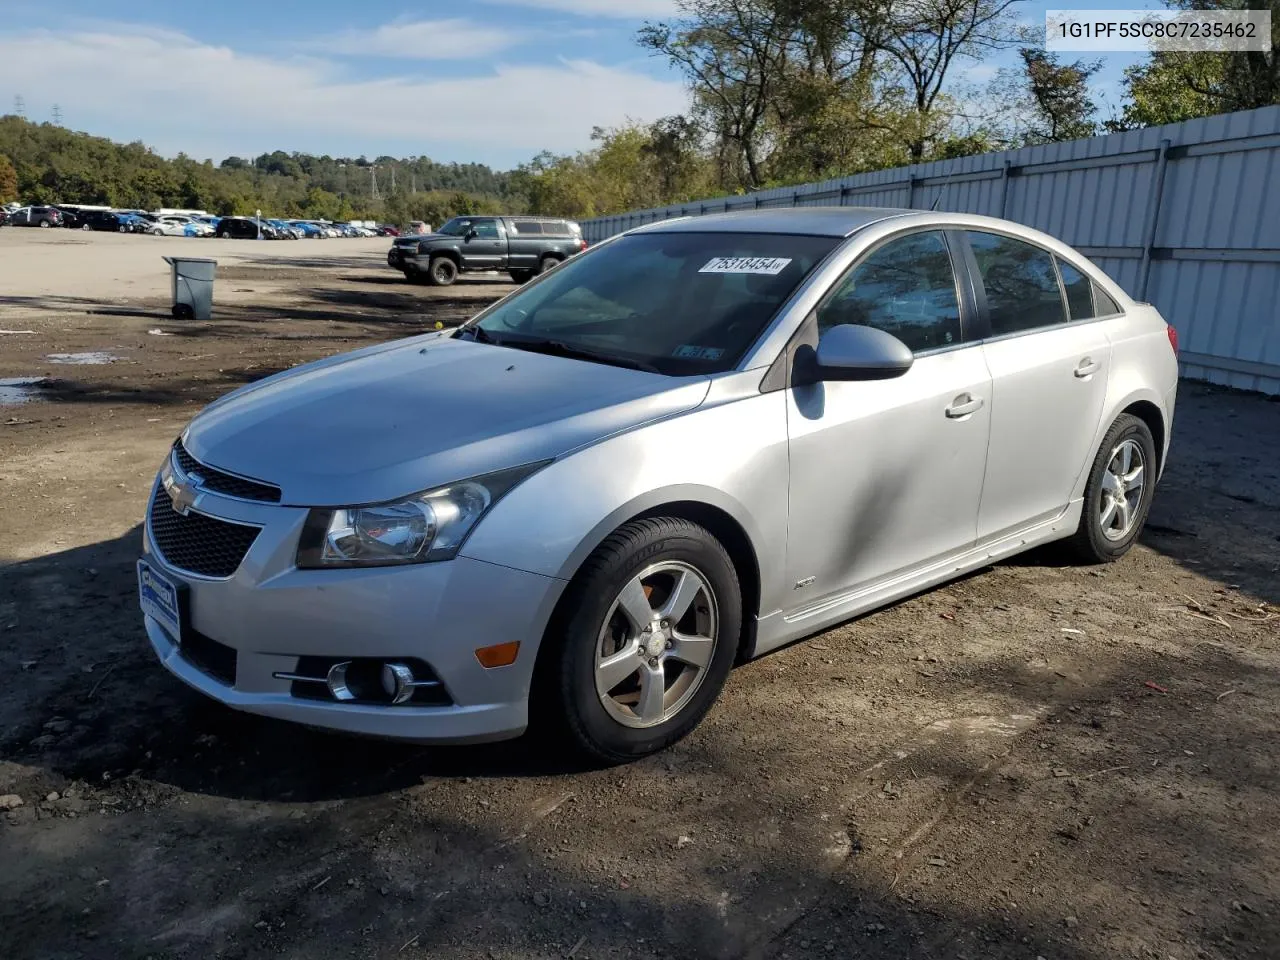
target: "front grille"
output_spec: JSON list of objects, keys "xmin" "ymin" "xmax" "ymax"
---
[
  {"xmin": 173, "ymin": 440, "xmax": 281, "ymax": 503},
  {"xmin": 181, "ymin": 629, "xmax": 237, "ymax": 686},
  {"xmin": 148, "ymin": 489, "xmax": 261, "ymax": 578}
]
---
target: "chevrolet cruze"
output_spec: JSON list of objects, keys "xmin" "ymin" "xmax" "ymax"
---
[{"xmin": 139, "ymin": 208, "xmax": 1179, "ymax": 762}]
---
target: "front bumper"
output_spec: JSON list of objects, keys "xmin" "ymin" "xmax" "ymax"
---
[{"xmin": 141, "ymin": 479, "xmax": 565, "ymax": 743}]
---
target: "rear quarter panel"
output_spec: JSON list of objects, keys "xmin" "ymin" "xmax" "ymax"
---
[{"xmin": 1075, "ymin": 303, "xmax": 1179, "ymax": 497}]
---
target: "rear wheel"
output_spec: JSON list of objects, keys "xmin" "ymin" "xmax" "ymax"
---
[
  {"xmin": 39, "ymin": 220, "xmax": 51, "ymax": 228},
  {"xmin": 1064, "ymin": 413, "xmax": 1157, "ymax": 563},
  {"xmin": 427, "ymin": 256, "xmax": 458, "ymax": 287},
  {"xmin": 536, "ymin": 517, "xmax": 741, "ymax": 764},
  {"xmin": 80, "ymin": 223, "xmax": 91, "ymax": 231},
  {"xmin": 538, "ymin": 255, "xmax": 560, "ymax": 275},
  {"xmin": 509, "ymin": 269, "xmax": 534, "ymax": 284}
]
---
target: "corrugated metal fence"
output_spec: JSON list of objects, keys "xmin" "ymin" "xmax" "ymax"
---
[{"xmin": 581, "ymin": 106, "xmax": 1280, "ymax": 395}]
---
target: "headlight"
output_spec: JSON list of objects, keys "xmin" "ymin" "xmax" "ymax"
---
[{"xmin": 295, "ymin": 462, "xmax": 547, "ymax": 568}]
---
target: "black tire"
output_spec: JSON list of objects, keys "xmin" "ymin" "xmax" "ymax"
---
[
  {"xmin": 427, "ymin": 256, "xmax": 459, "ymax": 286},
  {"xmin": 509, "ymin": 269, "xmax": 535, "ymax": 284},
  {"xmin": 39, "ymin": 220, "xmax": 51, "ymax": 228},
  {"xmin": 1064, "ymin": 413, "xmax": 1158, "ymax": 563},
  {"xmin": 171, "ymin": 303, "xmax": 195, "ymax": 321},
  {"xmin": 538, "ymin": 255, "xmax": 560, "ymax": 275},
  {"xmin": 80, "ymin": 223, "xmax": 91, "ymax": 231},
  {"xmin": 536, "ymin": 517, "xmax": 742, "ymax": 764}
]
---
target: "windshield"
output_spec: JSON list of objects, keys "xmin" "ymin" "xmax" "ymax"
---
[
  {"xmin": 462, "ymin": 231, "xmax": 837, "ymax": 375},
  {"xmin": 437, "ymin": 218, "xmax": 474, "ymax": 236}
]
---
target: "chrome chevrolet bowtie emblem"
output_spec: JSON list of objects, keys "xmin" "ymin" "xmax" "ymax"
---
[{"xmin": 165, "ymin": 470, "xmax": 203, "ymax": 516}]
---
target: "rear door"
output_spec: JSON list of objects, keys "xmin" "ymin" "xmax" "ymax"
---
[
  {"xmin": 961, "ymin": 230, "xmax": 1112, "ymax": 543},
  {"xmin": 784, "ymin": 229, "xmax": 992, "ymax": 610},
  {"xmin": 506, "ymin": 219, "xmax": 541, "ymax": 270},
  {"xmin": 458, "ymin": 218, "xmax": 507, "ymax": 269}
]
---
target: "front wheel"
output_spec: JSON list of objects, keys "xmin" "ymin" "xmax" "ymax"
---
[
  {"xmin": 509, "ymin": 269, "xmax": 534, "ymax": 284},
  {"xmin": 1064, "ymin": 413, "xmax": 1158, "ymax": 563},
  {"xmin": 80, "ymin": 223, "xmax": 91, "ymax": 231},
  {"xmin": 426, "ymin": 256, "xmax": 458, "ymax": 286},
  {"xmin": 537, "ymin": 517, "xmax": 741, "ymax": 764},
  {"xmin": 39, "ymin": 220, "xmax": 51, "ymax": 228}
]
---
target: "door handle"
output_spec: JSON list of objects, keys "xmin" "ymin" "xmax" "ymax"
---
[
  {"xmin": 1074, "ymin": 357, "xmax": 1100, "ymax": 378},
  {"xmin": 945, "ymin": 394, "xmax": 984, "ymax": 419}
]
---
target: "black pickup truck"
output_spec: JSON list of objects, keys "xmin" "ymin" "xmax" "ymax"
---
[{"xmin": 387, "ymin": 215, "xmax": 586, "ymax": 286}]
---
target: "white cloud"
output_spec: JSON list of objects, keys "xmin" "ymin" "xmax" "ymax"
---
[
  {"xmin": 476, "ymin": 0, "xmax": 679, "ymax": 19},
  {"xmin": 0, "ymin": 26, "xmax": 689, "ymax": 166},
  {"xmin": 305, "ymin": 18, "xmax": 521, "ymax": 59}
]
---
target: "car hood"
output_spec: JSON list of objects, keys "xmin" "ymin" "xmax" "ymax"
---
[{"xmin": 182, "ymin": 334, "xmax": 711, "ymax": 506}]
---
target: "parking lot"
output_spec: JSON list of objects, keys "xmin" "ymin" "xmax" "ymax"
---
[{"xmin": 1, "ymin": 228, "xmax": 1278, "ymax": 960}]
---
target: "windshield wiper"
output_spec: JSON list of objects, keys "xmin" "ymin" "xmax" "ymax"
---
[
  {"xmin": 496, "ymin": 336, "xmax": 662, "ymax": 374},
  {"xmin": 454, "ymin": 325, "xmax": 500, "ymax": 345}
]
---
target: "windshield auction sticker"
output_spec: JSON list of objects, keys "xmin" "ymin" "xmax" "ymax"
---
[
  {"xmin": 699, "ymin": 257, "xmax": 793, "ymax": 275},
  {"xmin": 1047, "ymin": 9, "xmax": 1271, "ymax": 52}
]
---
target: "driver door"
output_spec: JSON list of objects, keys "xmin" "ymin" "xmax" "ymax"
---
[
  {"xmin": 460, "ymin": 218, "xmax": 507, "ymax": 270},
  {"xmin": 784, "ymin": 230, "xmax": 992, "ymax": 612}
]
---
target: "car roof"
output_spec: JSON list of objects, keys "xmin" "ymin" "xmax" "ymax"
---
[{"xmin": 628, "ymin": 206, "xmax": 916, "ymax": 238}]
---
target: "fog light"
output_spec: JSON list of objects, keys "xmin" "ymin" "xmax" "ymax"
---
[
  {"xmin": 381, "ymin": 662, "xmax": 416, "ymax": 705},
  {"xmin": 475, "ymin": 641, "xmax": 521, "ymax": 668},
  {"xmin": 326, "ymin": 661, "xmax": 356, "ymax": 702}
]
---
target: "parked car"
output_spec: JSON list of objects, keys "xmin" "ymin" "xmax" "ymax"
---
[
  {"xmin": 10, "ymin": 205, "xmax": 63, "ymax": 228},
  {"xmin": 388, "ymin": 215, "xmax": 587, "ymax": 286},
  {"xmin": 266, "ymin": 218, "xmax": 301, "ymax": 239},
  {"xmin": 0, "ymin": 208, "xmax": 8, "ymax": 227},
  {"xmin": 137, "ymin": 207, "xmax": 1179, "ymax": 761},
  {"xmin": 149, "ymin": 215, "xmax": 212, "ymax": 238},
  {"xmin": 377, "ymin": 225, "xmax": 400, "ymax": 237},
  {"xmin": 74, "ymin": 210, "xmax": 129, "ymax": 232},
  {"xmin": 287, "ymin": 220, "xmax": 324, "ymax": 238},
  {"xmin": 215, "ymin": 217, "xmax": 267, "ymax": 239}
]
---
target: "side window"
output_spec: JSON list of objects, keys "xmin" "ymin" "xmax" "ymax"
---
[
  {"xmin": 513, "ymin": 221, "xmax": 542, "ymax": 235},
  {"xmin": 472, "ymin": 220, "xmax": 500, "ymax": 239},
  {"xmin": 1056, "ymin": 258, "xmax": 1095, "ymax": 320},
  {"xmin": 816, "ymin": 231, "xmax": 962, "ymax": 353},
  {"xmin": 966, "ymin": 231, "xmax": 1066, "ymax": 335},
  {"xmin": 1093, "ymin": 283, "xmax": 1122, "ymax": 316}
]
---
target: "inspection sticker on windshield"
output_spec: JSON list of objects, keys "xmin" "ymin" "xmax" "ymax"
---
[
  {"xmin": 699, "ymin": 256, "xmax": 792, "ymax": 275},
  {"xmin": 673, "ymin": 345, "xmax": 724, "ymax": 360}
]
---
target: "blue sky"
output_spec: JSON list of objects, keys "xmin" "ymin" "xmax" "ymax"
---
[{"xmin": 0, "ymin": 0, "xmax": 1163, "ymax": 170}]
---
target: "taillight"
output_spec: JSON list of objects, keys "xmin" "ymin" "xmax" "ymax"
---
[
  {"xmin": 1166, "ymin": 323, "xmax": 1178, "ymax": 355},
  {"xmin": 578, "ymin": 239, "xmax": 587, "ymax": 251}
]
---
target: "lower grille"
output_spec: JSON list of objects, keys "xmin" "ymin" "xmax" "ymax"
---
[
  {"xmin": 148, "ymin": 489, "xmax": 261, "ymax": 578},
  {"xmin": 181, "ymin": 629, "xmax": 237, "ymax": 686}
]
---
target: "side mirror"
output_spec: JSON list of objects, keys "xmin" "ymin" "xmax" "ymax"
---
[{"xmin": 813, "ymin": 324, "xmax": 913, "ymax": 381}]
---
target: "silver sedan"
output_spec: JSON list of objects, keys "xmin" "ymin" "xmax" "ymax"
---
[{"xmin": 138, "ymin": 208, "xmax": 1179, "ymax": 762}]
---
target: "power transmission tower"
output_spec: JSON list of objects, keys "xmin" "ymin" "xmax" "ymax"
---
[
  {"xmin": 370, "ymin": 166, "xmax": 380, "ymax": 200},
  {"xmin": 51, "ymin": 104, "xmax": 63, "ymax": 125},
  {"xmin": 13, "ymin": 95, "xmax": 25, "ymax": 118},
  {"xmin": 411, "ymin": 173, "xmax": 417, "ymax": 194},
  {"xmin": 390, "ymin": 165, "xmax": 396, "ymax": 193}
]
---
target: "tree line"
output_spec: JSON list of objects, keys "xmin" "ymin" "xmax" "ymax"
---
[{"xmin": 2, "ymin": 0, "xmax": 1277, "ymax": 224}]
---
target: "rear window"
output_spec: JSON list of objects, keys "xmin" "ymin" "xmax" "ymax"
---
[{"xmin": 469, "ymin": 231, "xmax": 838, "ymax": 375}]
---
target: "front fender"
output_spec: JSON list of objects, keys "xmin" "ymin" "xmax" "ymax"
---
[{"xmin": 459, "ymin": 375, "xmax": 791, "ymax": 614}]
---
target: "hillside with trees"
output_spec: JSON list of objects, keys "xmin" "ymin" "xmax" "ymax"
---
[{"xmin": 2, "ymin": 0, "xmax": 1276, "ymax": 224}]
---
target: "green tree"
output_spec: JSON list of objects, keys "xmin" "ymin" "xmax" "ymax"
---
[
  {"xmin": 1109, "ymin": 0, "xmax": 1280, "ymax": 130},
  {"xmin": 0, "ymin": 154, "xmax": 16, "ymax": 202}
]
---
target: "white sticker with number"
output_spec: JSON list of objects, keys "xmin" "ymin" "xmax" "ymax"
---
[{"xmin": 699, "ymin": 256, "xmax": 792, "ymax": 275}]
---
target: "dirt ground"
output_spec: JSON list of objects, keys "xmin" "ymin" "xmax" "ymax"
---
[{"xmin": 1, "ymin": 228, "xmax": 1278, "ymax": 960}]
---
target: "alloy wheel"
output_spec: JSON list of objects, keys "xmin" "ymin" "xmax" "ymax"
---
[
  {"xmin": 594, "ymin": 561, "xmax": 719, "ymax": 729},
  {"xmin": 1099, "ymin": 438, "xmax": 1145, "ymax": 541}
]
